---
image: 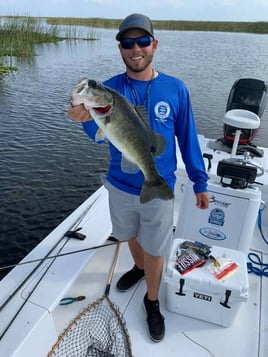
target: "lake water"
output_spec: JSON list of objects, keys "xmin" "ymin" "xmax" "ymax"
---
[{"xmin": 1, "ymin": 28, "xmax": 268, "ymax": 278}]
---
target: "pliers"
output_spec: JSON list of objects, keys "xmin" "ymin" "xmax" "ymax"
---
[{"xmin": 59, "ymin": 295, "xmax": 86, "ymax": 305}]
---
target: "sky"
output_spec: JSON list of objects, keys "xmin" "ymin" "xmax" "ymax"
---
[{"xmin": 1, "ymin": 0, "xmax": 268, "ymax": 22}]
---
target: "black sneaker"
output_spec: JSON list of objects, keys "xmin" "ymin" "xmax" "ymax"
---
[
  {"xmin": 143, "ymin": 293, "xmax": 165, "ymax": 342},
  {"xmin": 116, "ymin": 265, "xmax": 145, "ymax": 292}
]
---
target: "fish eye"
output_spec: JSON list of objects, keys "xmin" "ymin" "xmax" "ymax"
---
[{"xmin": 88, "ymin": 80, "xmax": 97, "ymax": 88}]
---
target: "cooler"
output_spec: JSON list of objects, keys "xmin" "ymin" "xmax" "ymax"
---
[
  {"xmin": 164, "ymin": 239, "xmax": 249, "ymax": 327},
  {"xmin": 175, "ymin": 180, "xmax": 261, "ymax": 254}
]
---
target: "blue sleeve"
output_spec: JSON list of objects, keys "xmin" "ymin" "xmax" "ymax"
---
[{"xmin": 175, "ymin": 87, "xmax": 208, "ymax": 193}]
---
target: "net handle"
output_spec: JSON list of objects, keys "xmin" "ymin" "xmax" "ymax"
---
[{"xmin": 104, "ymin": 241, "xmax": 120, "ymax": 296}]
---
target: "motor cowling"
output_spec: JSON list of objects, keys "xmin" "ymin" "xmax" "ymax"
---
[{"xmin": 223, "ymin": 78, "xmax": 268, "ymax": 147}]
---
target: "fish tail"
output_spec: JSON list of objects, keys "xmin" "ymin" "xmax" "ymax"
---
[{"xmin": 140, "ymin": 177, "xmax": 174, "ymax": 203}]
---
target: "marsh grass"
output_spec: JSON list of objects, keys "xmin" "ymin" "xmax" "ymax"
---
[
  {"xmin": 0, "ymin": 17, "xmax": 62, "ymax": 55},
  {"xmin": 153, "ymin": 20, "xmax": 268, "ymax": 33},
  {"xmin": 47, "ymin": 17, "xmax": 268, "ymax": 34},
  {"xmin": 1, "ymin": 16, "xmax": 267, "ymax": 74},
  {"xmin": 0, "ymin": 16, "xmax": 60, "ymax": 72},
  {"xmin": 0, "ymin": 16, "xmax": 98, "ymax": 73}
]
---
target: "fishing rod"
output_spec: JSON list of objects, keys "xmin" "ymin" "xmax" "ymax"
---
[
  {"xmin": 0, "ymin": 238, "xmax": 69, "ymax": 340},
  {"xmin": 0, "ymin": 238, "xmax": 124, "ymax": 271},
  {"xmin": 0, "ymin": 195, "xmax": 103, "ymax": 341},
  {"xmin": 0, "ymin": 195, "xmax": 100, "ymax": 313}
]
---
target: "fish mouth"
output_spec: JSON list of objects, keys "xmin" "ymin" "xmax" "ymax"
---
[{"xmin": 92, "ymin": 105, "xmax": 112, "ymax": 115}]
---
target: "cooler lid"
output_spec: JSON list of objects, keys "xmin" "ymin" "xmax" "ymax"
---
[{"xmin": 165, "ymin": 239, "xmax": 249, "ymax": 298}]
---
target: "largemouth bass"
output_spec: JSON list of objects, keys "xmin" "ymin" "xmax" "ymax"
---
[{"xmin": 71, "ymin": 78, "xmax": 174, "ymax": 203}]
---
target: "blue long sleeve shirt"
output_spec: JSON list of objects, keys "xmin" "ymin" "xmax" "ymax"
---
[{"xmin": 82, "ymin": 72, "xmax": 208, "ymax": 195}]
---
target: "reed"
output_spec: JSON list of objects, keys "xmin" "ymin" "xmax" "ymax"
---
[
  {"xmin": 151, "ymin": 20, "xmax": 268, "ymax": 34},
  {"xmin": 1, "ymin": 15, "xmax": 267, "ymax": 74},
  {"xmin": 0, "ymin": 16, "xmax": 98, "ymax": 73},
  {"xmin": 0, "ymin": 16, "xmax": 62, "ymax": 56},
  {"xmin": 46, "ymin": 17, "xmax": 268, "ymax": 34},
  {"xmin": 0, "ymin": 16, "xmax": 60, "ymax": 72}
]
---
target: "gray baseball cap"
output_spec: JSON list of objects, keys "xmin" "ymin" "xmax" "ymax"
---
[{"xmin": 116, "ymin": 13, "xmax": 154, "ymax": 41}]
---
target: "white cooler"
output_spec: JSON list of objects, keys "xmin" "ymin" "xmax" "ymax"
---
[{"xmin": 164, "ymin": 239, "xmax": 249, "ymax": 327}]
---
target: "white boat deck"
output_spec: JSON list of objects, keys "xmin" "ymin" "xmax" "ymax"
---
[
  {"xmin": 51, "ymin": 227, "xmax": 268, "ymax": 357},
  {"xmin": 1, "ymin": 136, "xmax": 268, "ymax": 356},
  {"xmin": 49, "ymin": 136, "xmax": 268, "ymax": 357}
]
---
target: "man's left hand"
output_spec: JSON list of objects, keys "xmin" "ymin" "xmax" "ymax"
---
[{"xmin": 195, "ymin": 192, "xmax": 210, "ymax": 210}]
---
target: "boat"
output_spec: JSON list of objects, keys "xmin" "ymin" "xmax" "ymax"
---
[{"xmin": 0, "ymin": 78, "xmax": 268, "ymax": 357}]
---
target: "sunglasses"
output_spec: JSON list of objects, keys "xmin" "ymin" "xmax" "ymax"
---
[{"xmin": 120, "ymin": 35, "xmax": 153, "ymax": 49}]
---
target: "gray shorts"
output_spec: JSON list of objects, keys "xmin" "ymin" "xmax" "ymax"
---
[{"xmin": 105, "ymin": 181, "xmax": 174, "ymax": 256}]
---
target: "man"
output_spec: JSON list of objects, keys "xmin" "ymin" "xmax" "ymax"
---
[{"xmin": 68, "ymin": 13, "xmax": 209, "ymax": 342}]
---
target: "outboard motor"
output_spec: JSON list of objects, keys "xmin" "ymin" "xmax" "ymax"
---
[
  {"xmin": 223, "ymin": 78, "xmax": 268, "ymax": 147},
  {"xmin": 216, "ymin": 78, "xmax": 267, "ymax": 189}
]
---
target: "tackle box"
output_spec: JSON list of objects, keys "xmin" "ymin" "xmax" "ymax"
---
[{"xmin": 164, "ymin": 239, "xmax": 249, "ymax": 327}]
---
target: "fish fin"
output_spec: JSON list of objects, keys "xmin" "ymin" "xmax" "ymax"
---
[
  {"xmin": 134, "ymin": 105, "xmax": 166, "ymax": 157},
  {"xmin": 95, "ymin": 128, "xmax": 106, "ymax": 141},
  {"xmin": 151, "ymin": 132, "xmax": 166, "ymax": 157},
  {"xmin": 140, "ymin": 176, "xmax": 174, "ymax": 203},
  {"xmin": 121, "ymin": 156, "xmax": 140, "ymax": 174}
]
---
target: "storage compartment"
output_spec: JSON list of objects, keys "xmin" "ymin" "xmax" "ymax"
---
[
  {"xmin": 165, "ymin": 239, "xmax": 249, "ymax": 327},
  {"xmin": 175, "ymin": 180, "xmax": 261, "ymax": 253}
]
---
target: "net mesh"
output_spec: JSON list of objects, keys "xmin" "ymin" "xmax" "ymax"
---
[{"xmin": 48, "ymin": 296, "xmax": 132, "ymax": 357}]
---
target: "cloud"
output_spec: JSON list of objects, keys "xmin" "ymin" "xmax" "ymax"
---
[{"xmin": 0, "ymin": 0, "xmax": 268, "ymax": 21}]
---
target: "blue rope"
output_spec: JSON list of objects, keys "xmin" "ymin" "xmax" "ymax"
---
[
  {"xmin": 247, "ymin": 252, "xmax": 268, "ymax": 277},
  {"xmin": 247, "ymin": 207, "xmax": 268, "ymax": 277}
]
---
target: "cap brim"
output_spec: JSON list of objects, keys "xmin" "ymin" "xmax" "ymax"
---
[{"xmin": 116, "ymin": 27, "xmax": 153, "ymax": 41}]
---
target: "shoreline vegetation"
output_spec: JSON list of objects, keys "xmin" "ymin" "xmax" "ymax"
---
[
  {"xmin": 46, "ymin": 17, "xmax": 268, "ymax": 34},
  {"xmin": 1, "ymin": 16, "xmax": 268, "ymax": 74}
]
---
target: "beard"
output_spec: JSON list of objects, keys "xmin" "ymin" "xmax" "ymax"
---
[{"xmin": 122, "ymin": 52, "xmax": 153, "ymax": 73}]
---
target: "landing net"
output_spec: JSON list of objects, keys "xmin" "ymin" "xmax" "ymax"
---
[
  {"xmin": 48, "ymin": 242, "xmax": 132, "ymax": 357},
  {"xmin": 48, "ymin": 295, "xmax": 132, "ymax": 357}
]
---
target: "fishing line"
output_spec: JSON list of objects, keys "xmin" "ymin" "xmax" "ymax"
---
[
  {"xmin": 0, "ymin": 195, "xmax": 100, "ymax": 312},
  {"xmin": 0, "ymin": 238, "xmax": 68, "ymax": 340},
  {"xmin": 0, "ymin": 239, "xmax": 126, "ymax": 271},
  {"xmin": 0, "ymin": 196, "xmax": 102, "ymax": 340},
  {"xmin": 182, "ymin": 332, "xmax": 216, "ymax": 357}
]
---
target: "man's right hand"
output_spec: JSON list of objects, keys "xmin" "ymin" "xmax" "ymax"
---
[{"xmin": 68, "ymin": 104, "xmax": 92, "ymax": 122}]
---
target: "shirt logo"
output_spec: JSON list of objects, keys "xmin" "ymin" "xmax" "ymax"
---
[{"xmin": 154, "ymin": 101, "xmax": 170, "ymax": 122}]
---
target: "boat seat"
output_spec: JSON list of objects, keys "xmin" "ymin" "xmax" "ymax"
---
[{"xmin": 223, "ymin": 109, "xmax": 260, "ymax": 156}]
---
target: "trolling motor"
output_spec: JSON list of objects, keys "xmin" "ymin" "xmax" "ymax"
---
[{"xmin": 217, "ymin": 78, "xmax": 267, "ymax": 189}]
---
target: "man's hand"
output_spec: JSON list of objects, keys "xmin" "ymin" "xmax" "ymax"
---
[
  {"xmin": 68, "ymin": 104, "xmax": 92, "ymax": 122},
  {"xmin": 195, "ymin": 192, "xmax": 210, "ymax": 210}
]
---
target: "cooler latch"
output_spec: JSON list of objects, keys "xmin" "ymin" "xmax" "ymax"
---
[
  {"xmin": 175, "ymin": 278, "xmax": 186, "ymax": 296},
  {"xmin": 220, "ymin": 289, "xmax": 232, "ymax": 309}
]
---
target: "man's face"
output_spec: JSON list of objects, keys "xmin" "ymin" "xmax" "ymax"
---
[{"xmin": 118, "ymin": 29, "xmax": 158, "ymax": 73}]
